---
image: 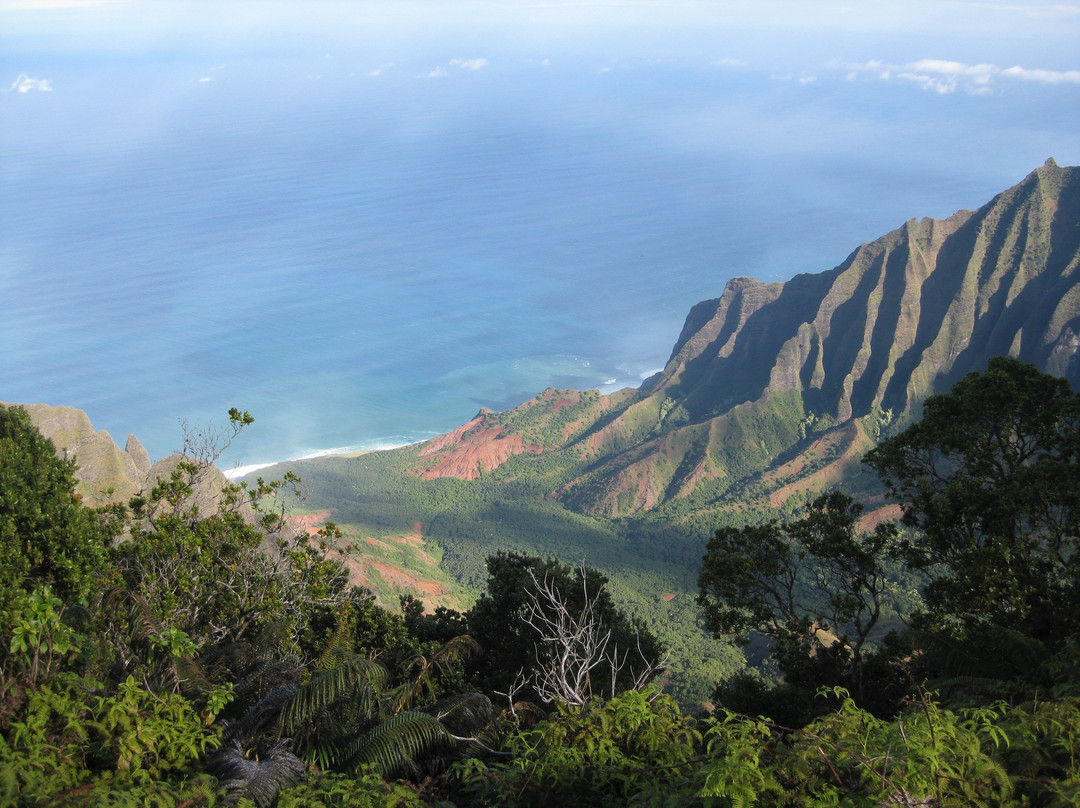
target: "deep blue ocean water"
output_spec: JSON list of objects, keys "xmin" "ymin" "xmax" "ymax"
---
[{"xmin": 3, "ymin": 41, "xmax": 1079, "ymax": 471}]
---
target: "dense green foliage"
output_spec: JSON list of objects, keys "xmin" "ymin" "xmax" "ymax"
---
[
  {"xmin": 0, "ymin": 405, "xmax": 116, "ymax": 647},
  {"xmin": 864, "ymin": 355, "xmax": 1080, "ymax": 645},
  {"xmin": 4, "ymin": 356, "xmax": 1080, "ymax": 806}
]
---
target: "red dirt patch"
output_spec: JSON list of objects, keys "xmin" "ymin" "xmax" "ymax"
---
[
  {"xmin": 416, "ymin": 422, "xmax": 532, "ymax": 480},
  {"xmin": 857, "ymin": 503, "xmax": 903, "ymax": 532},
  {"xmin": 768, "ymin": 423, "xmax": 867, "ymax": 508},
  {"xmin": 389, "ymin": 533, "xmax": 424, "ymax": 546},
  {"xmin": 661, "ymin": 593, "xmax": 676, "ymax": 602},
  {"xmin": 370, "ymin": 561, "xmax": 445, "ymax": 597},
  {"xmin": 320, "ymin": 545, "xmax": 372, "ymax": 588},
  {"xmin": 287, "ymin": 509, "xmax": 332, "ymax": 530}
]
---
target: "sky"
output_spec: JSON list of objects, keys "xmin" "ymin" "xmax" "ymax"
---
[
  {"xmin": 4, "ymin": 1, "xmax": 1080, "ymax": 109},
  {"xmin": 3, "ymin": 1, "xmax": 1080, "ymax": 53}
]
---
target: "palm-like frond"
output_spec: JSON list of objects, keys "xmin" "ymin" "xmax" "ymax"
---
[
  {"xmin": 431, "ymin": 634, "xmax": 482, "ymax": 665},
  {"xmin": 427, "ymin": 692, "xmax": 494, "ymax": 736},
  {"xmin": 212, "ymin": 652, "xmax": 303, "ymax": 711},
  {"xmin": 208, "ymin": 738, "xmax": 306, "ymax": 808},
  {"xmin": 396, "ymin": 634, "xmax": 483, "ymax": 711},
  {"xmin": 427, "ymin": 692, "xmax": 509, "ymax": 756},
  {"xmin": 315, "ymin": 611, "xmax": 355, "ymax": 670},
  {"xmin": 221, "ymin": 684, "xmax": 298, "ymax": 747},
  {"xmin": 336, "ymin": 711, "xmax": 456, "ymax": 779},
  {"xmin": 280, "ymin": 655, "xmax": 388, "ymax": 737}
]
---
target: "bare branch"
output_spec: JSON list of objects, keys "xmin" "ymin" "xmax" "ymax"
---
[{"xmin": 521, "ymin": 562, "xmax": 665, "ymax": 706}]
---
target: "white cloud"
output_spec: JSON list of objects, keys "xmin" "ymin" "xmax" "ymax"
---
[
  {"xmin": 449, "ymin": 57, "xmax": 488, "ymax": 71},
  {"xmin": 826, "ymin": 57, "xmax": 1080, "ymax": 94},
  {"xmin": 1001, "ymin": 65, "xmax": 1080, "ymax": 84},
  {"xmin": 716, "ymin": 58, "xmax": 745, "ymax": 68},
  {"xmin": 419, "ymin": 58, "xmax": 487, "ymax": 79},
  {"xmin": 4, "ymin": 73, "xmax": 52, "ymax": 93},
  {"xmin": 198, "ymin": 76, "xmax": 213, "ymax": 83}
]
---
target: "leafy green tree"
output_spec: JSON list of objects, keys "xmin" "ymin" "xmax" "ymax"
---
[
  {"xmin": 697, "ymin": 491, "xmax": 903, "ymax": 700},
  {"xmin": 454, "ymin": 689, "xmax": 699, "ymax": 808},
  {"xmin": 0, "ymin": 405, "xmax": 118, "ymax": 695},
  {"xmin": 107, "ymin": 413, "xmax": 352, "ymax": 687},
  {"xmin": 864, "ymin": 356, "xmax": 1080, "ymax": 644},
  {"xmin": 0, "ymin": 405, "xmax": 115, "ymax": 623}
]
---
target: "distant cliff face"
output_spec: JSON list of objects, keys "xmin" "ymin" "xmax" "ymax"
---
[
  {"xmin": 4, "ymin": 402, "xmax": 152, "ymax": 507},
  {"xmin": 656, "ymin": 157, "xmax": 1080, "ymax": 420},
  {"xmin": 413, "ymin": 160, "xmax": 1080, "ymax": 517},
  {"xmin": 7, "ymin": 403, "xmax": 251, "ymax": 520}
]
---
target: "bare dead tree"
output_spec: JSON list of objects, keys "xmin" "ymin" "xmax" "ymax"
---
[{"xmin": 521, "ymin": 563, "xmax": 667, "ymax": 706}]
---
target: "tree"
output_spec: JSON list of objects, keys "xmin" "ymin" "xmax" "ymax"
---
[
  {"xmin": 520, "ymin": 562, "xmax": 666, "ymax": 706},
  {"xmin": 0, "ymin": 404, "xmax": 115, "ymax": 609},
  {"xmin": 0, "ymin": 405, "xmax": 117, "ymax": 687},
  {"xmin": 697, "ymin": 491, "xmax": 903, "ymax": 701},
  {"xmin": 466, "ymin": 552, "xmax": 665, "ymax": 706},
  {"xmin": 864, "ymin": 356, "xmax": 1080, "ymax": 644}
]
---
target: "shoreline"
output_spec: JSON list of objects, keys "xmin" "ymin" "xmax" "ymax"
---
[
  {"xmin": 222, "ymin": 370, "xmax": 662, "ymax": 481},
  {"xmin": 223, "ymin": 439, "xmax": 423, "ymax": 480}
]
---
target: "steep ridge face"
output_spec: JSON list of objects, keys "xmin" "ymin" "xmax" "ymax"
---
[
  {"xmin": 4, "ymin": 402, "xmax": 152, "ymax": 507},
  {"xmin": 654, "ymin": 158, "xmax": 1079, "ymax": 418},
  {"xmin": 413, "ymin": 160, "xmax": 1080, "ymax": 517}
]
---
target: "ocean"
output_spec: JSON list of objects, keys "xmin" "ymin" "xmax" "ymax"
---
[{"xmin": 3, "ymin": 31, "xmax": 1079, "ymax": 472}]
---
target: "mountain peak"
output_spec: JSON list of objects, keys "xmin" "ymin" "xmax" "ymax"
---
[{"xmin": 444, "ymin": 163, "xmax": 1080, "ymax": 516}]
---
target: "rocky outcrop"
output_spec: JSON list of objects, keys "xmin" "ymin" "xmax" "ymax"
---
[
  {"xmin": 5, "ymin": 402, "xmax": 151, "ymax": 507},
  {"xmin": 7, "ymin": 403, "xmax": 261, "ymax": 522},
  {"xmin": 125, "ymin": 434, "xmax": 153, "ymax": 479}
]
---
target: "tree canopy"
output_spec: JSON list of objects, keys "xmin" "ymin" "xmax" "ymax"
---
[{"xmin": 864, "ymin": 355, "xmax": 1080, "ymax": 643}]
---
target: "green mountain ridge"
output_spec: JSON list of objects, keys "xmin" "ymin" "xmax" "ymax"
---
[{"xmin": 404, "ymin": 158, "xmax": 1080, "ymax": 520}]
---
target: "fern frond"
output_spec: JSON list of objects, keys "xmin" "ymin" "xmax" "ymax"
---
[
  {"xmin": 105, "ymin": 586, "xmax": 161, "ymax": 642},
  {"xmin": 315, "ymin": 612, "xmax": 355, "ymax": 670},
  {"xmin": 431, "ymin": 634, "xmax": 482, "ymax": 666},
  {"xmin": 104, "ymin": 586, "xmax": 214, "ymax": 695},
  {"xmin": 221, "ymin": 684, "xmax": 298, "ymax": 747},
  {"xmin": 396, "ymin": 634, "xmax": 485, "ymax": 711},
  {"xmin": 228, "ymin": 658, "xmax": 304, "ymax": 709},
  {"xmin": 173, "ymin": 649, "xmax": 214, "ymax": 694},
  {"xmin": 336, "ymin": 711, "xmax": 456, "ymax": 779},
  {"xmin": 428, "ymin": 693, "xmax": 494, "ymax": 736},
  {"xmin": 209, "ymin": 738, "xmax": 306, "ymax": 808},
  {"xmin": 280, "ymin": 656, "xmax": 388, "ymax": 736}
]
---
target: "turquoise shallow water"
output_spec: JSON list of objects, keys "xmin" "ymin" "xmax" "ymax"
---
[{"xmin": 2, "ymin": 49, "xmax": 1078, "ymax": 469}]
